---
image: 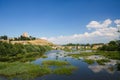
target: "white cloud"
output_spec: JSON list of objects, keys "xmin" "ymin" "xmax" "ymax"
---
[
  {"xmin": 41, "ymin": 19, "xmax": 119, "ymax": 44},
  {"xmin": 114, "ymin": 19, "xmax": 120, "ymax": 27},
  {"xmin": 87, "ymin": 19, "xmax": 112, "ymax": 29},
  {"xmin": 114, "ymin": 19, "xmax": 120, "ymax": 25}
]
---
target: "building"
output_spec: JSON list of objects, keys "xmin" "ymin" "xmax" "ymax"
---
[
  {"xmin": 22, "ymin": 32, "xmax": 29, "ymax": 37},
  {"xmin": 92, "ymin": 44, "xmax": 104, "ymax": 50}
]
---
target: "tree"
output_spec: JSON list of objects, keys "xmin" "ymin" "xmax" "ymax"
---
[
  {"xmin": 98, "ymin": 40, "xmax": 119, "ymax": 51},
  {"xmin": 0, "ymin": 35, "xmax": 8, "ymax": 40}
]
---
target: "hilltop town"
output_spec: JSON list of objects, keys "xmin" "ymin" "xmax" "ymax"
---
[{"xmin": 0, "ymin": 32, "xmax": 54, "ymax": 46}]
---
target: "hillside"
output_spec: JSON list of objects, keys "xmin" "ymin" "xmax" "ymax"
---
[
  {"xmin": 28, "ymin": 39, "xmax": 54, "ymax": 46},
  {"xmin": 10, "ymin": 39, "xmax": 54, "ymax": 46}
]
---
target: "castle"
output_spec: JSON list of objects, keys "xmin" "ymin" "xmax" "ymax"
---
[{"xmin": 22, "ymin": 32, "xmax": 29, "ymax": 37}]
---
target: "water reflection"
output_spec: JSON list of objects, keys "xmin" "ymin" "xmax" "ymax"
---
[
  {"xmin": 33, "ymin": 50, "xmax": 120, "ymax": 80},
  {"xmin": 88, "ymin": 64, "xmax": 116, "ymax": 74}
]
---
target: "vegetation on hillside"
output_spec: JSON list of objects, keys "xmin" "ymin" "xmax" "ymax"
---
[{"xmin": 0, "ymin": 41, "xmax": 51, "ymax": 62}]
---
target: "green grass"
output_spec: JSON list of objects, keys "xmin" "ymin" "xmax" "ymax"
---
[
  {"xmin": 96, "ymin": 59, "xmax": 110, "ymax": 65},
  {"xmin": 83, "ymin": 58, "xmax": 110, "ymax": 65},
  {"xmin": 0, "ymin": 52, "xmax": 48, "ymax": 62},
  {"xmin": 53, "ymin": 66, "xmax": 77, "ymax": 75},
  {"xmin": 68, "ymin": 52, "xmax": 112, "ymax": 65},
  {"xmin": 84, "ymin": 59, "xmax": 95, "ymax": 64},
  {"xmin": 68, "ymin": 51, "xmax": 120, "ymax": 60},
  {"xmin": 41, "ymin": 55, "xmax": 48, "ymax": 58},
  {"xmin": 42, "ymin": 60, "xmax": 70, "ymax": 66},
  {"xmin": 0, "ymin": 62, "xmax": 51, "ymax": 79},
  {"xmin": 0, "ymin": 60, "xmax": 77, "ymax": 79},
  {"xmin": 68, "ymin": 52, "xmax": 98, "ymax": 58},
  {"xmin": 96, "ymin": 51, "xmax": 120, "ymax": 60},
  {"xmin": 42, "ymin": 60, "xmax": 77, "ymax": 75}
]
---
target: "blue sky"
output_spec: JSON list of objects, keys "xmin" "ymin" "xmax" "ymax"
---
[{"xmin": 0, "ymin": 0, "xmax": 120, "ymax": 44}]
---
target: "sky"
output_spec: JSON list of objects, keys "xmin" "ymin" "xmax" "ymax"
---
[{"xmin": 0, "ymin": 0, "xmax": 120, "ymax": 44}]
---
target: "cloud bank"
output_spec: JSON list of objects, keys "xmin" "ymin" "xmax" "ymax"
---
[{"xmin": 41, "ymin": 19, "xmax": 119, "ymax": 44}]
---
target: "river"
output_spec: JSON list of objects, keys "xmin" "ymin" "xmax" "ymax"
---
[
  {"xmin": 32, "ymin": 50, "xmax": 120, "ymax": 80},
  {"xmin": 0, "ymin": 50, "xmax": 119, "ymax": 80}
]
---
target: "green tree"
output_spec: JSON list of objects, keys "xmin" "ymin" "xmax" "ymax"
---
[{"xmin": 0, "ymin": 35, "xmax": 8, "ymax": 40}]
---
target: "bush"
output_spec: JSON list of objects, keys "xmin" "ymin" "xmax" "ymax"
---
[{"xmin": 0, "ymin": 42, "xmax": 51, "ymax": 62}]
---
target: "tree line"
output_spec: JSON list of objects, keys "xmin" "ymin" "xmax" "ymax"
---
[
  {"xmin": 0, "ymin": 35, "xmax": 36, "ymax": 41},
  {"xmin": 98, "ymin": 40, "xmax": 120, "ymax": 51}
]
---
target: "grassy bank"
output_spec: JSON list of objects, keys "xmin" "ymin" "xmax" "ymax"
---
[
  {"xmin": 0, "ymin": 52, "xmax": 48, "ymax": 62},
  {"xmin": 0, "ymin": 62, "xmax": 51, "ymax": 79}
]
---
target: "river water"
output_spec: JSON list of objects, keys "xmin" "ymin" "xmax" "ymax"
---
[
  {"xmin": 33, "ymin": 50, "xmax": 120, "ymax": 80},
  {"xmin": 0, "ymin": 50, "xmax": 119, "ymax": 80}
]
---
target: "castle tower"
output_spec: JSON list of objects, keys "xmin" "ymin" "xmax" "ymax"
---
[{"xmin": 22, "ymin": 32, "xmax": 29, "ymax": 37}]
